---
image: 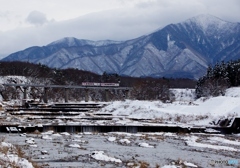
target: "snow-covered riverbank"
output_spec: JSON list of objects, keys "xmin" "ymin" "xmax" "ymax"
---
[{"xmin": 97, "ymin": 87, "xmax": 240, "ymax": 127}]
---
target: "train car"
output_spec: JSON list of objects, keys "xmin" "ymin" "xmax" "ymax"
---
[
  {"xmin": 82, "ymin": 82, "xmax": 119, "ymax": 87},
  {"xmin": 82, "ymin": 82, "xmax": 101, "ymax": 86},
  {"xmin": 100, "ymin": 83, "xmax": 119, "ymax": 87}
]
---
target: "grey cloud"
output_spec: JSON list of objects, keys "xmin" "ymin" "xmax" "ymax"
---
[
  {"xmin": 0, "ymin": 0, "xmax": 240, "ymax": 58},
  {"xmin": 26, "ymin": 10, "xmax": 48, "ymax": 26},
  {"xmin": 0, "ymin": 11, "xmax": 10, "ymax": 18}
]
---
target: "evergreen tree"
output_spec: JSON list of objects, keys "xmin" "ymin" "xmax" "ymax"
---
[{"xmin": 195, "ymin": 60, "xmax": 240, "ymax": 98}]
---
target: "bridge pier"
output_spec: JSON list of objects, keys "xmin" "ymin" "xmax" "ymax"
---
[
  {"xmin": 21, "ymin": 87, "xmax": 28, "ymax": 106},
  {"xmin": 23, "ymin": 87, "xmax": 28, "ymax": 100},
  {"xmin": 43, "ymin": 87, "xmax": 48, "ymax": 103},
  {"xmin": 105, "ymin": 89, "xmax": 110, "ymax": 102},
  {"xmin": 125, "ymin": 89, "xmax": 131, "ymax": 99},
  {"xmin": 64, "ymin": 88, "xmax": 68, "ymax": 103},
  {"xmin": 85, "ymin": 89, "xmax": 89, "ymax": 102}
]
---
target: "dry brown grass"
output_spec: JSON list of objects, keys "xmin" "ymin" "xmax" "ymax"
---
[
  {"xmin": 196, "ymin": 115, "xmax": 209, "ymax": 121},
  {"xmin": 33, "ymin": 129, "xmax": 41, "ymax": 134},
  {"xmin": 140, "ymin": 134, "xmax": 164, "ymax": 142},
  {"xmin": 15, "ymin": 145, "xmax": 25, "ymax": 158},
  {"xmin": 0, "ymin": 146, "xmax": 9, "ymax": 156},
  {"xmin": 0, "ymin": 137, "xmax": 9, "ymax": 156},
  {"xmin": 171, "ymin": 158, "xmax": 199, "ymax": 168},
  {"xmin": 126, "ymin": 161, "xmax": 150, "ymax": 168},
  {"xmin": 0, "ymin": 137, "xmax": 5, "ymax": 143},
  {"xmin": 140, "ymin": 135, "xmax": 150, "ymax": 141},
  {"xmin": 0, "ymin": 140, "xmax": 41, "ymax": 168},
  {"xmin": 139, "ymin": 161, "xmax": 150, "ymax": 168},
  {"xmin": 127, "ymin": 162, "xmax": 139, "ymax": 168}
]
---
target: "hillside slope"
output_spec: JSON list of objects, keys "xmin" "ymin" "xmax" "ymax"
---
[{"xmin": 2, "ymin": 14, "xmax": 240, "ymax": 79}]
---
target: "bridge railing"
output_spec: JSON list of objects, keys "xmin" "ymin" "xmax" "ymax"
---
[{"xmin": 1, "ymin": 83, "xmax": 132, "ymax": 103}]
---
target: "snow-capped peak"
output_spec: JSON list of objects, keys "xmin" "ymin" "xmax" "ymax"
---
[
  {"xmin": 184, "ymin": 14, "xmax": 235, "ymax": 32},
  {"xmin": 48, "ymin": 37, "xmax": 76, "ymax": 45},
  {"xmin": 60, "ymin": 37, "xmax": 78, "ymax": 46},
  {"xmin": 47, "ymin": 37, "xmax": 121, "ymax": 48},
  {"xmin": 47, "ymin": 37, "xmax": 92, "ymax": 47}
]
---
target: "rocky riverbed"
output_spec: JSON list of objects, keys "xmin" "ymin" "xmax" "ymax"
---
[{"xmin": 1, "ymin": 131, "xmax": 239, "ymax": 168}]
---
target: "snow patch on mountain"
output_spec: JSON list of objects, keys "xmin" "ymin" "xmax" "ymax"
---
[
  {"xmin": 2, "ymin": 14, "xmax": 240, "ymax": 79},
  {"xmin": 183, "ymin": 14, "xmax": 238, "ymax": 35},
  {"xmin": 48, "ymin": 37, "xmax": 122, "ymax": 47}
]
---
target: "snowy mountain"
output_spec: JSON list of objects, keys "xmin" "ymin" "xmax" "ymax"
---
[{"xmin": 2, "ymin": 14, "xmax": 240, "ymax": 79}]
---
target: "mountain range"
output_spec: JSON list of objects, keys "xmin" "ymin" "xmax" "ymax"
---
[{"xmin": 2, "ymin": 14, "xmax": 240, "ymax": 79}]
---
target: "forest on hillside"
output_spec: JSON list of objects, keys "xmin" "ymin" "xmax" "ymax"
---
[
  {"xmin": 0, "ymin": 61, "xmax": 196, "ymax": 102},
  {"xmin": 196, "ymin": 60, "xmax": 240, "ymax": 98}
]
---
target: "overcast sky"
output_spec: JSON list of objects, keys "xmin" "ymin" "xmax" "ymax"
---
[{"xmin": 0, "ymin": 0, "xmax": 239, "ymax": 58}]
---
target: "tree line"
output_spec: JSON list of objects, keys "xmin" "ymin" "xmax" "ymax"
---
[{"xmin": 0, "ymin": 61, "xmax": 196, "ymax": 102}]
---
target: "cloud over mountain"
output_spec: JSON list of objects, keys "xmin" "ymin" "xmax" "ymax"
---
[
  {"xmin": 3, "ymin": 15, "xmax": 240, "ymax": 79},
  {"xmin": 0, "ymin": 0, "xmax": 239, "ymax": 59}
]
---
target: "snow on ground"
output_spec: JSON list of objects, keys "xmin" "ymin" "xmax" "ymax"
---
[
  {"xmin": 161, "ymin": 165, "xmax": 178, "ymax": 168},
  {"xmin": 107, "ymin": 136, "xmax": 116, "ymax": 142},
  {"xmin": 0, "ymin": 141, "xmax": 34, "ymax": 168},
  {"xmin": 119, "ymin": 138, "xmax": 131, "ymax": 144},
  {"xmin": 208, "ymin": 136, "xmax": 240, "ymax": 146},
  {"xmin": 69, "ymin": 143, "xmax": 81, "ymax": 148},
  {"xmin": 98, "ymin": 88, "xmax": 240, "ymax": 126},
  {"xmin": 41, "ymin": 135, "xmax": 53, "ymax": 140},
  {"xmin": 183, "ymin": 135, "xmax": 239, "ymax": 152},
  {"xmin": 138, "ymin": 142, "xmax": 154, "ymax": 148},
  {"xmin": 90, "ymin": 151, "xmax": 122, "ymax": 163},
  {"xmin": 0, "ymin": 76, "xmax": 28, "ymax": 84},
  {"xmin": 25, "ymin": 138, "xmax": 35, "ymax": 144},
  {"xmin": 183, "ymin": 161, "xmax": 198, "ymax": 167}
]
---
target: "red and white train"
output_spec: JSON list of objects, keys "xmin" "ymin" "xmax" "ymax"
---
[{"xmin": 82, "ymin": 82, "xmax": 119, "ymax": 87}]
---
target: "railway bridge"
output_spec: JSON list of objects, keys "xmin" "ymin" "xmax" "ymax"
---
[{"xmin": 1, "ymin": 83, "xmax": 132, "ymax": 103}]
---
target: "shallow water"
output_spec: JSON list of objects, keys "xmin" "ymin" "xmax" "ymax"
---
[{"xmin": 1, "ymin": 132, "xmax": 239, "ymax": 168}]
